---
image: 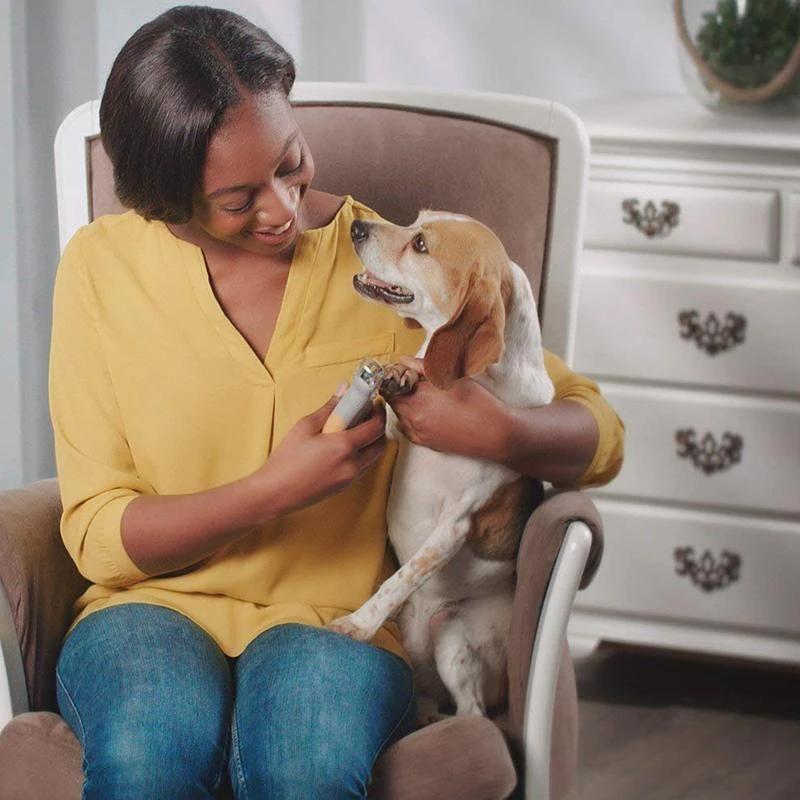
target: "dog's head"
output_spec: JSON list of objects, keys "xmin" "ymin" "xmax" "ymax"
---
[{"xmin": 351, "ymin": 210, "xmax": 513, "ymax": 390}]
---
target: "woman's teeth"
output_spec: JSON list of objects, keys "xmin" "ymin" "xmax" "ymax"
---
[{"xmin": 256, "ymin": 218, "xmax": 293, "ymax": 235}]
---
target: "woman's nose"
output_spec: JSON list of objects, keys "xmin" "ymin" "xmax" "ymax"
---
[{"xmin": 256, "ymin": 183, "xmax": 299, "ymax": 223}]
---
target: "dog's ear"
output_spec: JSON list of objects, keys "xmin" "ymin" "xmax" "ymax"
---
[
  {"xmin": 403, "ymin": 317, "xmax": 423, "ymax": 329},
  {"xmin": 424, "ymin": 266, "xmax": 509, "ymax": 390}
]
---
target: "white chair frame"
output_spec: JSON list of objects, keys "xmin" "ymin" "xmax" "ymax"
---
[{"xmin": 1, "ymin": 82, "xmax": 592, "ymax": 800}]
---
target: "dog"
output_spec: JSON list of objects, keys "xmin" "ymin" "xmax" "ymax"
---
[{"xmin": 327, "ymin": 210, "xmax": 554, "ymax": 724}]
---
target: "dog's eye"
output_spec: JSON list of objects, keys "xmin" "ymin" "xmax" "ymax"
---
[{"xmin": 412, "ymin": 234, "xmax": 428, "ymax": 254}]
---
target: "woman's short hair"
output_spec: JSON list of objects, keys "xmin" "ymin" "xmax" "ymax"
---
[{"xmin": 100, "ymin": 5, "xmax": 296, "ymax": 224}]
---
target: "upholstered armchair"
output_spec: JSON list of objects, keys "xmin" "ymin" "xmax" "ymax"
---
[{"xmin": 0, "ymin": 83, "xmax": 603, "ymax": 800}]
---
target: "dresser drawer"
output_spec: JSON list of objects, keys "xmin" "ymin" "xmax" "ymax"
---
[
  {"xmin": 574, "ymin": 271, "xmax": 800, "ymax": 395},
  {"xmin": 584, "ymin": 180, "xmax": 779, "ymax": 261},
  {"xmin": 576, "ymin": 500, "xmax": 800, "ymax": 638},
  {"xmin": 592, "ymin": 383, "xmax": 800, "ymax": 516}
]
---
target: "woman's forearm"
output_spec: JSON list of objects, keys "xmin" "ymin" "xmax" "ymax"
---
[
  {"xmin": 120, "ymin": 469, "xmax": 283, "ymax": 578},
  {"xmin": 498, "ymin": 399, "xmax": 599, "ymax": 488}
]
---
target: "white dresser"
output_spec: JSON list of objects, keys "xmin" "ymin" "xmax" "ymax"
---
[{"xmin": 566, "ymin": 94, "xmax": 800, "ymax": 666}]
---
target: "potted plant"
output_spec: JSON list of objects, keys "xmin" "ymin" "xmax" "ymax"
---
[{"xmin": 674, "ymin": 0, "xmax": 800, "ymax": 113}]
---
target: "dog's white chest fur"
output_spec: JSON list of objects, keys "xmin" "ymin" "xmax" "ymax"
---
[{"xmin": 387, "ymin": 434, "xmax": 516, "ymax": 592}]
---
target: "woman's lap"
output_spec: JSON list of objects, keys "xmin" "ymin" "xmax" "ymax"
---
[{"xmin": 56, "ymin": 604, "xmax": 417, "ymax": 799}]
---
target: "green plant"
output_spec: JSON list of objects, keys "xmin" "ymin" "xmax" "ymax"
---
[{"xmin": 695, "ymin": 0, "xmax": 800, "ymax": 88}]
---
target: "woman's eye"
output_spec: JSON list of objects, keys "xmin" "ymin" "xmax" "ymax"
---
[
  {"xmin": 223, "ymin": 198, "xmax": 253, "ymax": 214},
  {"xmin": 412, "ymin": 234, "xmax": 428, "ymax": 254}
]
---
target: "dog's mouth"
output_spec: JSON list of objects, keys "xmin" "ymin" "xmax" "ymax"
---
[{"xmin": 353, "ymin": 270, "xmax": 414, "ymax": 304}]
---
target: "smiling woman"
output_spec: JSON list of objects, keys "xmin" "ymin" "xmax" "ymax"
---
[{"xmin": 50, "ymin": 6, "xmax": 423, "ymax": 799}]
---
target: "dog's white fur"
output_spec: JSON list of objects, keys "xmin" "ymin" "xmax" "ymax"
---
[{"xmin": 327, "ymin": 210, "xmax": 554, "ymax": 722}]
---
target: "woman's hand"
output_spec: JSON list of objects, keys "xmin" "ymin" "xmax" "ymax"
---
[
  {"xmin": 385, "ymin": 357, "xmax": 513, "ymax": 461},
  {"xmin": 256, "ymin": 390, "xmax": 388, "ymax": 517}
]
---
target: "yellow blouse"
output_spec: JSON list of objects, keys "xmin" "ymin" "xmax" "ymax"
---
[{"xmin": 48, "ymin": 195, "xmax": 624, "ymax": 665}]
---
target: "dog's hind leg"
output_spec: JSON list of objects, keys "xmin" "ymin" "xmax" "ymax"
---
[{"xmin": 431, "ymin": 589, "xmax": 513, "ymax": 717}]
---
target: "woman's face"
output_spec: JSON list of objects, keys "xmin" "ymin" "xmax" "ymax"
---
[{"xmin": 190, "ymin": 90, "xmax": 315, "ymax": 260}]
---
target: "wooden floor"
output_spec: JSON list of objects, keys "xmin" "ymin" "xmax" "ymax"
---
[{"xmin": 567, "ymin": 645, "xmax": 800, "ymax": 799}]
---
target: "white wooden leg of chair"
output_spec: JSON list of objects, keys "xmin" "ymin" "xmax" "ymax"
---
[
  {"xmin": 522, "ymin": 521, "xmax": 593, "ymax": 800},
  {"xmin": 0, "ymin": 583, "xmax": 29, "ymax": 729}
]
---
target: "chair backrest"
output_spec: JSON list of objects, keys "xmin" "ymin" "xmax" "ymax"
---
[{"xmin": 56, "ymin": 82, "xmax": 589, "ymax": 360}]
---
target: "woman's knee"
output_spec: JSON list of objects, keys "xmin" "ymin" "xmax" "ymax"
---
[
  {"xmin": 55, "ymin": 604, "xmax": 233, "ymax": 798},
  {"xmin": 231, "ymin": 624, "xmax": 417, "ymax": 798}
]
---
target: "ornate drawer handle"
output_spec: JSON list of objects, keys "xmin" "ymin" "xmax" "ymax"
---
[
  {"xmin": 678, "ymin": 310, "xmax": 747, "ymax": 356},
  {"xmin": 675, "ymin": 428, "xmax": 743, "ymax": 474},
  {"xmin": 621, "ymin": 198, "xmax": 680, "ymax": 238},
  {"xmin": 674, "ymin": 546, "xmax": 741, "ymax": 593}
]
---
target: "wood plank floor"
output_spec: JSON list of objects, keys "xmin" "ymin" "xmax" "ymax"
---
[{"xmin": 567, "ymin": 645, "xmax": 800, "ymax": 799}]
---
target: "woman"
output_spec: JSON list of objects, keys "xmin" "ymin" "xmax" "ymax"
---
[{"xmin": 49, "ymin": 6, "xmax": 624, "ymax": 799}]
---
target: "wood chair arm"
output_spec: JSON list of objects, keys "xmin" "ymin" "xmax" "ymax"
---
[{"xmin": 507, "ymin": 489, "xmax": 603, "ymax": 799}]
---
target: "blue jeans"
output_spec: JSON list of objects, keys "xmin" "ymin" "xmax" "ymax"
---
[{"xmin": 55, "ymin": 604, "xmax": 417, "ymax": 799}]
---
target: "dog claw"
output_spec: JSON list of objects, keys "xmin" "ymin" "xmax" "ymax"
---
[{"xmin": 379, "ymin": 362, "xmax": 421, "ymax": 398}]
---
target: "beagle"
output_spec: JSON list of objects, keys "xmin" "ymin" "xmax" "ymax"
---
[{"xmin": 327, "ymin": 210, "xmax": 554, "ymax": 723}]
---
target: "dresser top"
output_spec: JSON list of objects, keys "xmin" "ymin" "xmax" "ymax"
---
[{"xmin": 573, "ymin": 93, "xmax": 800, "ymax": 152}]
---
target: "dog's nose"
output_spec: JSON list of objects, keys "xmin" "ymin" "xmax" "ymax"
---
[{"xmin": 351, "ymin": 220, "xmax": 369, "ymax": 242}]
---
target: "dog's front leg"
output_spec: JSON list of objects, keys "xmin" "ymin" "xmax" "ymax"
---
[
  {"xmin": 327, "ymin": 512, "xmax": 471, "ymax": 642},
  {"xmin": 380, "ymin": 361, "xmax": 421, "ymax": 442}
]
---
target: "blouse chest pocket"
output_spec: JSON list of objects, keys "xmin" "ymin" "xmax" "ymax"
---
[
  {"xmin": 271, "ymin": 332, "xmax": 397, "ymax": 449},
  {"xmin": 303, "ymin": 332, "xmax": 396, "ymax": 367}
]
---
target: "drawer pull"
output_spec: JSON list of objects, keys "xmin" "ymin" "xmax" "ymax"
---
[
  {"xmin": 675, "ymin": 428, "xmax": 743, "ymax": 474},
  {"xmin": 678, "ymin": 310, "xmax": 747, "ymax": 356},
  {"xmin": 674, "ymin": 546, "xmax": 741, "ymax": 593},
  {"xmin": 621, "ymin": 198, "xmax": 680, "ymax": 238}
]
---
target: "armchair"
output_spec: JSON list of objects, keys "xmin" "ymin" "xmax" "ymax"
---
[{"xmin": 0, "ymin": 83, "xmax": 603, "ymax": 800}]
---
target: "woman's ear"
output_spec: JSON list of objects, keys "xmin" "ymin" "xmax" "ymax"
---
[{"xmin": 424, "ymin": 270, "xmax": 507, "ymax": 390}]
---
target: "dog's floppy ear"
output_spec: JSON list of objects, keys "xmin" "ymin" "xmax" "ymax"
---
[{"xmin": 424, "ymin": 266, "xmax": 509, "ymax": 390}]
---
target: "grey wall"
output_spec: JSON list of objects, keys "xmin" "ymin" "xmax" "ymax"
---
[
  {"xmin": 1, "ymin": 0, "xmax": 22, "ymax": 489},
  {"xmin": 4, "ymin": 0, "xmax": 686, "ymax": 489},
  {"xmin": 4, "ymin": 0, "xmax": 98, "ymax": 490}
]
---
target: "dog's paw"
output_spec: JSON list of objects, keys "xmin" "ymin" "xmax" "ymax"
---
[
  {"xmin": 325, "ymin": 614, "xmax": 373, "ymax": 642},
  {"xmin": 379, "ymin": 362, "xmax": 421, "ymax": 399}
]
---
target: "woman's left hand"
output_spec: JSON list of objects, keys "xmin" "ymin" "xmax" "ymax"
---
[{"xmin": 384, "ymin": 357, "xmax": 512, "ymax": 461}]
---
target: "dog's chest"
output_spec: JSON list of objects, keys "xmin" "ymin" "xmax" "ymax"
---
[{"xmin": 386, "ymin": 438, "xmax": 514, "ymax": 563}]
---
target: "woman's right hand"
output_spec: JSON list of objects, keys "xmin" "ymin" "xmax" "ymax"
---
[{"xmin": 255, "ymin": 390, "xmax": 388, "ymax": 517}]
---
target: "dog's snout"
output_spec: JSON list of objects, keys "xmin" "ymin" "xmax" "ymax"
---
[{"xmin": 351, "ymin": 220, "xmax": 369, "ymax": 242}]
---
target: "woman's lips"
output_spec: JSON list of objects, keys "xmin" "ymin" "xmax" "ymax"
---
[{"xmin": 248, "ymin": 215, "xmax": 296, "ymax": 243}]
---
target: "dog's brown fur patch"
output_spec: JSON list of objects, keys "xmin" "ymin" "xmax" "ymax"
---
[
  {"xmin": 466, "ymin": 477, "xmax": 543, "ymax": 561},
  {"xmin": 420, "ymin": 219, "xmax": 515, "ymax": 390}
]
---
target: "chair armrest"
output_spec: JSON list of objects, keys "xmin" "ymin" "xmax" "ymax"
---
[
  {"xmin": 506, "ymin": 489, "xmax": 603, "ymax": 799},
  {"xmin": 0, "ymin": 480, "xmax": 89, "ymax": 716}
]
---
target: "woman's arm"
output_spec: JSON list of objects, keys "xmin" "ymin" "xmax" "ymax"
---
[
  {"xmin": 384, "ymin": 351, "xmax": 625, "ymax": 489},
  {"xmin": 498, "ymin": 398, "xmax": 599, "ymax": 488},
  {"xmin": 121, "ymin": 395, "xmax": 387, "ymax": 576},
  {"xmin": 119, "ymin": 472, "xmax": 281, "ymax": 577}
]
